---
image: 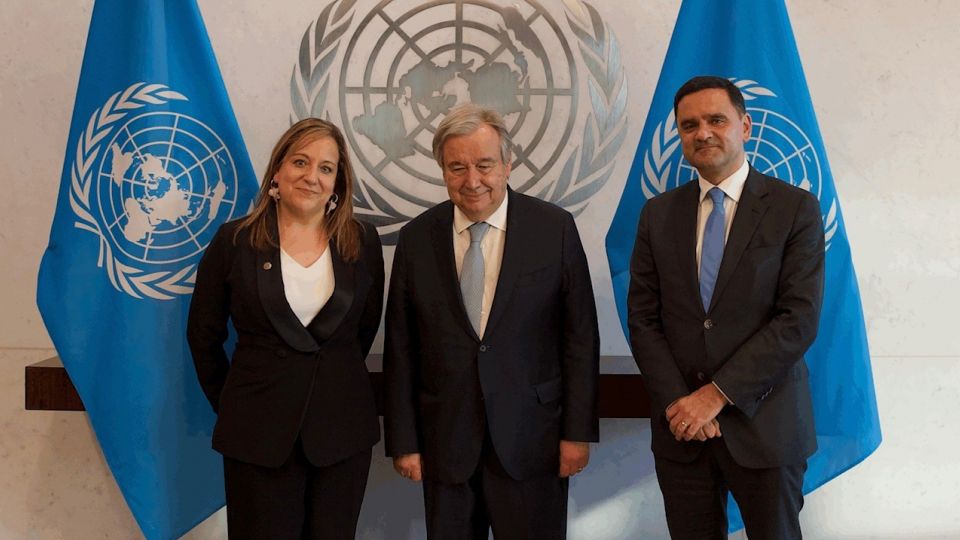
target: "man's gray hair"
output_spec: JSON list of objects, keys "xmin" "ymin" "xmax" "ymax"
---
[{"xmin": 432, "ymin": 103, "xmax": 512, "ymax": 167}]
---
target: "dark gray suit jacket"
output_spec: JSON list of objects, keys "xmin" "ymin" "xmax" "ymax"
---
[
  {"xmin": 384, "ymin": 189, "xmax": 600, "ymax": 483},
  {"xmin": 628, "ymin": 167, "xmax": 824, "ymax": 468}
]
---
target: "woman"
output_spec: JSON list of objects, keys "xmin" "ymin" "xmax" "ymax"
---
[{"xmin": 187, "ymin": 118, "xmax": 384, "ymax": 539}]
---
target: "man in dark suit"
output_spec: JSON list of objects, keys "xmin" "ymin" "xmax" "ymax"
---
[
  {"xmin": 628, "ymin": 76, "xmax": 825, "ymax": 539},
  {"xmin": 384, "ymin": 103, "xmax": 600, "ymax": 539}
]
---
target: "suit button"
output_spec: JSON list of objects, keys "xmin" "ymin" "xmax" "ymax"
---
[
  {"xmin": 276, "ymin": 349, "xmax": 288, "ymax": 358},
  {"xmin": 697, "ymin": 372, "xmax": 706, "ymax": 382},
  {"xmin": 703, "ymin": 319, "xmax": 714, "ymax": 330},
  {"xmin": 479, "ymin": 345, "xmax": 488, "ymax": 352}
]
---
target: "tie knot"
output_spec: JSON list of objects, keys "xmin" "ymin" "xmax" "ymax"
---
[
  {"xmin": 468, "ymin": 221, "xmax": 490, "ymax": 243},
  {"xmin": 708, "ymin": 187, "xmax": 725, "ymax": 206}
]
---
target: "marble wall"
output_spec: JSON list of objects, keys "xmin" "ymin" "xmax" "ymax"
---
[{"xmin": 2, "ymin": 0, "xmax": 958, "ymax": 537}]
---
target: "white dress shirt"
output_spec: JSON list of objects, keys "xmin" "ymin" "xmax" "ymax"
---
[
  {"xmin": 695, "ymin": 158, "xmax": 749, "ymax": 276},
  {"xmin": 280, "ymin": 246, "xmax": 334, "ymax": 327},
  {"xmin": 453, "ymin": 196, "xmax": 508, "ymax": 339}
]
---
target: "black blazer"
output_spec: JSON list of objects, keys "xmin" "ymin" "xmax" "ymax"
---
[
  {"xmin": 383, "ymin": 189, "xmax": 600, "ymax": 484},
  {"xmin": 187, "ymin": 216, "xmax": 385, "ymax": 468},
  {"xmin": 628, "ymin": 167, "xmax": 824, "ymax": 468}
]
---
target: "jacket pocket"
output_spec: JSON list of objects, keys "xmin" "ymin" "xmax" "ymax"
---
[{"xmin": 534, "ymin": 377, "xmax": 562, "ymax": 404}]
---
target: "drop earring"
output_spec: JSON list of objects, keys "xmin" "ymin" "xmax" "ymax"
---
[{"xmin": 326, "ymin": 192, "xmax": 339, "ymax": 215}]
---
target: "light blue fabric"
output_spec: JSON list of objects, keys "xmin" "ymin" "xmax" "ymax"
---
[
  {"xmin": 699, "ymin": 188, "xmax": 726, "ymax": 310},
  {"xmin": 36, "ymin": 1, "xmax": 258, "ymax": 537}
]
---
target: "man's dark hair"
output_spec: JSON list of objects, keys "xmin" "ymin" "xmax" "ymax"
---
[{"xmin": 673, "ymin": 76, "xmax": 746, "ymax": 117}]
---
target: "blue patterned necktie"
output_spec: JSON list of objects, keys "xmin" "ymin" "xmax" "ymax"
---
[
  {"xmin": 460, "ymin": 221, "xmax": 490, "ymax": 335},
  {"xmin": 700, "ymin": 187, "xmax": 727, "ymax": 311}
]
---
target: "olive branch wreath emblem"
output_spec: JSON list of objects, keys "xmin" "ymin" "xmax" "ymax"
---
[
  {"xmin": 289, "ymin": 0, "xmax": 628, "ymax": 230},
  {"xmin": 638, "ymin": 79, "xmax": 838, "ymax": 251},
  {"xmin": 68, "ymin": 82, "xmax": 199, "ymax": 300}
]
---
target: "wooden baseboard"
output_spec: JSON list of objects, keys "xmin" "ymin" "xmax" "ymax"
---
[{"xmin": 25, "ymin": 357, "xmax": 85, "ymax": 411}]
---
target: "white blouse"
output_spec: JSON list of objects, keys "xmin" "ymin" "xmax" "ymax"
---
[{"xmin": 280, "ymin": 246, "xmax": 335, "ymax": 327}]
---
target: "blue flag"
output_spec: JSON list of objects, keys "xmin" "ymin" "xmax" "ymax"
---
[
  {"xmin": 605, "ymin": 0, "xmax": 881, "ymax": 531},
  {"xmin": 36, "ymin": 1, "xmax": 257, "ymax": 538}
]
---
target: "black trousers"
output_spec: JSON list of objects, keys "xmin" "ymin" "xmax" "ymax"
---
[
  {"xmin": 654, "ymin": 438, "xmax": 806, "ymax": 540},
  {"xmin": 422, "ymin": 434, "xmax": 568, "ymax": 540},
  {"xmin": 222, "ymin": 439, "xmax": 372, "ymax": 540}
]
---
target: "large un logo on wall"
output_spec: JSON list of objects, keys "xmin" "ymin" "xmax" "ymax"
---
[
  {"xmin": 69, "ymin": 83, "xmax": 241, "ymax": 299},
  {"xmin": 638, "ymin": 79, "xmax": 838, "ymax": 251},
  {"xmin": 291, "ymin": 0, "xmax": 629, "ymax": 243}
]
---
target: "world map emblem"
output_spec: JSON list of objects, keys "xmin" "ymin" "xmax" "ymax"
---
[
  {"xmin": 291, "ymin": 0, "xmax": 629, "ymax": 243},
  {"xmin": 69, "ymin": 83, "xmax": 242, "ymax": 299},
  {"xmin": 639, "ymin": 79, "xmax": 839, "ymax": 251}
]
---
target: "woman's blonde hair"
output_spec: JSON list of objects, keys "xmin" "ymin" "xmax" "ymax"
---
[{"xmin": 237, "ymin": 118, "xmax": 361, "ymax": 261}]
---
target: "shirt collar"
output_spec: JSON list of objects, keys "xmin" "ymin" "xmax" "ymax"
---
[
  {"xmin": 453, "ymin": 194, "xmax": 509, "ymax": 234},
  {"xmin": 698, "ymin": 158, "xmax": 749, "ymax": 204}
]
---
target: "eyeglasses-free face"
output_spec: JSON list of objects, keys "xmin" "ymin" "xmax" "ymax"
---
[{"xmin": 441, "ymin": 124, "xmax": 510, "ymax": 222}]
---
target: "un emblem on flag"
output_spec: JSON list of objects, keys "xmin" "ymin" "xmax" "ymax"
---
[
  {"xmin": 639, "ymin": 79, "xmax": 838, "ymax": 250},
  {"xmin": 68, "ymin": 83, "xmax": 242, "ymax": 300}
]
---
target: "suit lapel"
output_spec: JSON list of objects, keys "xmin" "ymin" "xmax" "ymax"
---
[
  {"xmin": 674, "ymin": 181, "xmax": 702, "ymax": 313},
  {"xmin": 306, "ymin": 238, "xmax": 355, "ymax": 343},
  {"xmin": 484, "ymin": 190, "xmax": 525, "ymax": 339},
  {"xmin": 709, "ymin": 168, "xmax": 770, "ymax": 312},
  {"xmin": 255, "ymin": 220, "xmax": 320, "ymax": 352},
  {"xmin": 430, "ymin": 203, "xmax": 478, "ymax": 340}
]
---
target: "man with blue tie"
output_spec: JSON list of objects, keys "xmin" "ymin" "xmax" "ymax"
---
[
  {"xmin": 384, "ymin": 103, "xmax": 600, "ymax": 539},
  {"xmin": 628, "ymin": 76, "xmax": 825, "ymax": 539}
]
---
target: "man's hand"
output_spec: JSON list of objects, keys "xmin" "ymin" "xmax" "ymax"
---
[
  {"xmin": 702, "ymin": 418, "xmax": 722, "ymax": 438},
  {"xmin": 559, "ymin": 440, "xmax": 590, "ymax": 478},
  {"xmin": 681, "ymin": 418, "xmax": 722, "ymax": 441},
  {"xmin": 393, "ymin": 453, "xmax": 423, "ymax": 482},
  {"xmin": 666, "ymin": 384, "xmax": 727, "ymax": 441},
  {"xmin": 696, "ymin": 418, "xmax": 723, "ymax": 440}
]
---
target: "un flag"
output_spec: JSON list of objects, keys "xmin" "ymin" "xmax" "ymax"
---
[
  {"xmin": 36, "ymin": 1, "xmax": 258, "ymax": 538},
  {"xmin": 606, "ymin": 0, "xmax": 882, "ymax": 532}
]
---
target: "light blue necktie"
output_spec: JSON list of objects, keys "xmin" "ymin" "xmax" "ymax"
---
[
  {"xmin": 460, "ymin": 221, "xmax": 490, "ymax": 335},
  {"xmin": 700, "ymin": 187, "xmax": 726, "ymax": 311}
]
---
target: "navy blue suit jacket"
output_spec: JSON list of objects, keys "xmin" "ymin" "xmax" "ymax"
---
[{"xmin": 628, "ymin": 167, "xmax": 824, "ymax": 468}]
